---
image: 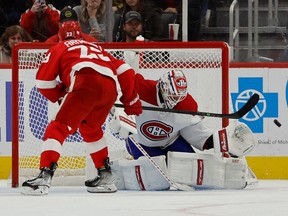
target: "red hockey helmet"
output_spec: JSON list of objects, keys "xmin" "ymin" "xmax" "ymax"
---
[
  {"xmin": 58, "ymin": 20, "xmax": 82, "ymax": 41},
  {"xmin": 158, "ymin": 70, "xmax": 188, "ymax": 109}
]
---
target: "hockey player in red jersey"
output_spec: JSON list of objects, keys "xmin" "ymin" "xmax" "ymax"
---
[
  {"xmin": 21, "ymin": 21, "xmax": 142, "ymax": 195},
  {"xmin": 110, "ymin": 70, "xmax": 257, "ymax": 190}
]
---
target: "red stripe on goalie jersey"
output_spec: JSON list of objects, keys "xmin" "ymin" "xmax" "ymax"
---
[
  {"xmin": 36, "ymin": 40, "xmax": 135, "ymax": 103},
  {"xmin": 119, "ymin": 116, "xmax": 137, "ymax": 128}
]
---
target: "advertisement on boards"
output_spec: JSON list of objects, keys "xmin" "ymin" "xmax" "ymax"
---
[{"xmin": 230, "ymin": 67, "xmax": 287, "ymax": 156}]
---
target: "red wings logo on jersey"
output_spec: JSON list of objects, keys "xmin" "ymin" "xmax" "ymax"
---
[{"xmin": 140, "ymin": 121, "xmax": 173, "ymax": 141}]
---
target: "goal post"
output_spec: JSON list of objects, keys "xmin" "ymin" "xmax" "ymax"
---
[{"xmin": 11, "ymin": 41, "xmax": 230, "ymax": 188}]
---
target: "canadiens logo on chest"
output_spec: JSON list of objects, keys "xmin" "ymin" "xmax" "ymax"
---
[{"xmin": 140, "ymin": 121, "xmax": 173, "ymax": 141}]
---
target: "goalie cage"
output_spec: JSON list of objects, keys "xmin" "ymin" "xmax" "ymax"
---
[{"xmin": 11, "ymin": 41, "xmax": 230, "ymax": 187}]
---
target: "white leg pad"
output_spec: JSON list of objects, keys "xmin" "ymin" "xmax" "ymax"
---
[
  {"xmin": 111, "ymin": 156, "xmax": 170, "ymax": 191},
  {"xmin": 168, "ymin": 151, "xmax": 248, "ymax": 189},
  {"xmin": 224, "ymin": 157, "xmax": 249, "ymax": 189}
]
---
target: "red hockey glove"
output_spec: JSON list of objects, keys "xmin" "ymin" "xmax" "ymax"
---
[{"xmin": 122, "ymin": 94, "xmax": 142, "ymax": 116}]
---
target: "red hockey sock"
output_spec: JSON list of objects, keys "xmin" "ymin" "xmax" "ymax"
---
[
  {"xmin": 40, "ymin": 150, "xmax": 60, "ymax": 169},
  {"xmin": 89, "ymin": 147, "xmax": 108, "ymax": 169}
]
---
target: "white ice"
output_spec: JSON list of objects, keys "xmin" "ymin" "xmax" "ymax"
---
[{"xmin": 1, "ymin": 180, "xmax": 288, "ymax": 216}]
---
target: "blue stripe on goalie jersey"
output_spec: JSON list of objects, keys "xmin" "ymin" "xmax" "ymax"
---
[{"xmin": 126, "ymin": 135, "xmax": 195, "ymax": 159}]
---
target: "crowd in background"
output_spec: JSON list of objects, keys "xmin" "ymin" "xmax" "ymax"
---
[{"xmin": 0, "ymin": 0, "xmax": 220, "ymax": 64}]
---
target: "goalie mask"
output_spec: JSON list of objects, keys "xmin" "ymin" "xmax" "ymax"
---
[{"xmin": 158, "ymin": 70, "xmax": 188, "ymax": 109}]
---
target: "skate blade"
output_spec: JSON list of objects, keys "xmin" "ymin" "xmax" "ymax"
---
[
  {"xmin": 21, "ymin": 185, "xmax": 49, "ymax": 196},
  {"xmin": 87, "ymin": 184, "xmax": 117, "ymax": 193}
]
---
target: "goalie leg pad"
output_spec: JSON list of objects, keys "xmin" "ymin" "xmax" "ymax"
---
[
  {"xmin": 111, "ymin": 156, "xmax": 170, "ymax": 191},
  {"xmin": 224, "ymin": 157, "xmax": 249, "ymax": 189},
  {"xmin": 168, "ymin": 151, "xmax": 248, "ymax": 189}
]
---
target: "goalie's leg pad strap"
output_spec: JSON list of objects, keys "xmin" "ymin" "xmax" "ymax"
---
[
  {"xmin": 111, "ymin": 156, "xmax": 170, "ymax": 191},
  {"xmin": 168, "ymin": 151, "xmax": 248, "ymax": 189}
]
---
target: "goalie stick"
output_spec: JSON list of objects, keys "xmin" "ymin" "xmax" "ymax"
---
[
  {"xmin": 115, "ymin": 93, "xmax": 259, "ymax": 119},
  {"xmin": 128, "ymin": 136, "xmax": 194, "ymax": 191}
]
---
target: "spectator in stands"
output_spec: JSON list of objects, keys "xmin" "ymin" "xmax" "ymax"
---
[
  {"xmin": 19, "ymin": 0, "xmax": 60, "ymax": 42},
  {"xmin": 73, "ymin": 0, "xmax": 113, "ymax": 42},
  {"xmin": 45, "ymin": 7, "xmax": 97, "ymax": 43},
  {"xmin": 121, "ymin": 11, "xmax": 148, "ymax": 42},
  {"xmin": 0, "ymin": 25, "xmax": 33, "ymax": 63},
  {"xmin": 113, "ymin": 0, "xmax": 164, "ymax": 42}
]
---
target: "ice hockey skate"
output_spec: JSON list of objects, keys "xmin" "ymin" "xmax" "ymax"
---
[
  {"xmin": 21, "ymin": 163, "xmax": 57, "ymax": 196},
  {"xmin": 85, "ymin": 159, "xmax": 117, "ymax": 193}
]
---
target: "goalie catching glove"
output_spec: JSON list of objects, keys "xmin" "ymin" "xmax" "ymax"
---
[{"xmin": 213, "ymin": 121, "xmax": 256, "ymax": 157}]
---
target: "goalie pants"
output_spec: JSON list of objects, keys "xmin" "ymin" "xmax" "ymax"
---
[
  {"xmin": 41, "ymin": 69, "xmax": 117, "ymax": 168},
  {"xmin": 126, "ymin": 135, "xmax": 195, "ymax": 159}
]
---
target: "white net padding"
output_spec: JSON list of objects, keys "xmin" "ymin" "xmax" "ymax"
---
[{"xmin": 13, "ymin": 42, "xmax": 229, "ymax": 186}]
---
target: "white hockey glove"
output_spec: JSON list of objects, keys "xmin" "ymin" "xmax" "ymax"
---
[
  {"xmin": 109, "ymin": 106, "xmax": 137, "ymax": 139},
  {"xmin": 213, "ymin": 121, "xmax": 256, "ymax": 157}
]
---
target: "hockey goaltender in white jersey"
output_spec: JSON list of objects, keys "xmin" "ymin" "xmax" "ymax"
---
[{"xmin": 110, "ymin": 70, "xmax": 258, "ymax": 191}]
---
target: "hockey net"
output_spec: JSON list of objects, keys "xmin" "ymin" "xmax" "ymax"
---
[{"xmin": 11, "ymin": 41, "xmax": 230, "ymax": 187}]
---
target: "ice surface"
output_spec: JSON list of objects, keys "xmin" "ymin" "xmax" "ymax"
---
[{"xmin": 0, "ymin": 180, "xmax": 288, "ymax": 216}]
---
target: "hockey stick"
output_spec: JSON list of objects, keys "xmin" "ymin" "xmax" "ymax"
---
[
  {"xmin": 128, "ymin": 136, "xmax": 194, "ymax": 191},
  {"xmin": 115, "ymin": 93, "xmax": 259, "ymax": 119}
]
